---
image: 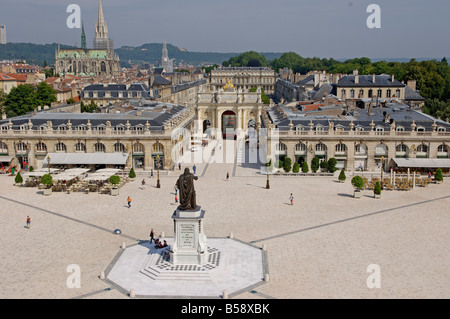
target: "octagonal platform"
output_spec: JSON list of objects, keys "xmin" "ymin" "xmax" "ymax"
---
[{"xmin": 103, "ymin": 237, "xmax": 268, "ymax": 298}]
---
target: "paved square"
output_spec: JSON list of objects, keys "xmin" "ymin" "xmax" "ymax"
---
[{"xmin": 0, "ymin": 145, "xmax": 449, "ymax": 299}]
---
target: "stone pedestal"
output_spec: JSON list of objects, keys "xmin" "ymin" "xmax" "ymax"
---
[{"xmin": 170, "ymin": 206, "xmax": 208, "ymax": 265}]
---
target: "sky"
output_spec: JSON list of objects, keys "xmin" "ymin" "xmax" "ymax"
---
[{"xmin": 1, "ymin": 0, "xmax": 449, "ymax": 59}]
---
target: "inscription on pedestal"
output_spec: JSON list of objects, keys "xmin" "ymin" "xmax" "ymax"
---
[{"xmin": 180, "ymin": 224, "xmax": 195, "ymax": 248}]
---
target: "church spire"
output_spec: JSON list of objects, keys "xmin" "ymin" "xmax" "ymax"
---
[
  {"xmin": 95, "ymin": 0, "xmax": 108, "ymax": 39},
  {"xmin": 81, "ymin": 21, "xmax": 86, "ymax": 50}
]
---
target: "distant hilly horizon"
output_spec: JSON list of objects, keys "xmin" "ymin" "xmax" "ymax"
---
[{"xmin": 0, "ymin": 42, "xmax": 443, "ymax": 68}]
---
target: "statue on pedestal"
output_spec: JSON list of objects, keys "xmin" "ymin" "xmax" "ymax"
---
[{"xmin": 176, "ymin": 168, "xmax": 198, "ymax": 210}]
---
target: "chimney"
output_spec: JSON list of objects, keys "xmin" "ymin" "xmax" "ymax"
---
[
  {"xmin": 354, "ymin": 70, "xmax": 359, "ymax": 84},
  {"xmin": 372, "ymin": 74, "xmax": 376, "ymax": 83},
  {"xmin": 2, "ymin": 113, "xmax": 6, "ymax": 120},
  {"xmin": 391, "ymin": 74, "xmax": 395, "ymax": 83}
]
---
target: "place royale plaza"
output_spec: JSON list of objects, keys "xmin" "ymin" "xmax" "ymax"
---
[{"xmin": 1, "ymin": 74, "xmax": 450, "ymax": 174}]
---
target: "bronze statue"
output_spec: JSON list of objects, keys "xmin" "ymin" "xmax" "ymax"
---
[{"xmin": 176, "ymin": 168, "xmax": 198, "ymax": 210}]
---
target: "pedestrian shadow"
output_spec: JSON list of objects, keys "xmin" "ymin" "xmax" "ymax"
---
[
  {"xmin": 337, "ymin": 193, "xmax": 354, "ymax": 198},
  {"xmin": 246, "ymin": 183, "xmax": 266, "ymax": 189},
  {"xmin": 284, "ymin": 202, "xmax": 293, "ymax": 206}
]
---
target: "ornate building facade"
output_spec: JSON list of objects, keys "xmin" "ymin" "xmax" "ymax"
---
[{"xmin": 208, "ymin": 67, "xmax": 276, "ymax": 95}]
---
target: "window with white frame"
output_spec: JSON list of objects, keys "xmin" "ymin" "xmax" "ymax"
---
[
  {"xmin": 36, "ymin": 142, "xmax": 47, "ymax": 153},
  {"xmin": 94, "ymin": 142, "xmax": 106, "ymax": 153},
  {"xmin": 55, "ymin": 142, "xmax": 67, "ymax": 152},
  {"xmin": 75, "ymin": 142, "xmax": 86, "ymax": 152}
]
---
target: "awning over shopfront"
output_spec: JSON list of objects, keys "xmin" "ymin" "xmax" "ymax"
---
[
  {"xmin": 0, "ymin": 155, "xmax": 14, "ymax": 162},
  {"xmin": 44, "ymin": 153, "xmax": 129, "ymax": 165},
  {"xmin": 392, "ymin": 158, "xmax": 450, "ymax": 168}
]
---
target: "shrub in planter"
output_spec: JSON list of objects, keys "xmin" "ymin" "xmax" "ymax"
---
[
  {"xmin": 129, "ymin": 167, "xmax": 136, "ymax": 179},
  {"xmin": 435, "ymin": 168, "xmax": 443, "ymax": 183},
  {"xmin": 338, "ymin": 169, "xmax": 346, "ymax": 182},
  {"xmin": 374, "ymin": 181, "xmax": 381, "ymax": 197},
  {"xmin": 29, "ymin": 166, "xmax": 34, "ymax": 172},
  {"xmin": 320, "ymin": 160, "xmax": 329, "ymax": 172},
  {"xmin": 15, "ymin": 171, "xmax": 23, "ymax": 184},
  {"xmin": 293, "ymin": 162, "xmax": 300, "ymax": 173},
  {"xmin": 311, "ymin": 157, "xmax": 320, "ymax": 173},
  {"xmin": 110, "ymin": 175, "xmax": 121, "ymax": 188},
  {"xmin": 41, "ymin": 174, "xmax": 53, "ymax": 188},
  {"xmin": 327, "ymin": 158, "xmax": 337, "ymax": 173},
  {"xmin": 351, "ymin": 175, "xmax": 364, "ymax": 199},
  {"xmin": 351, "ymin": 175, "xmax": 364, "ymax": 190},
  {"xmin": 283, "ymin": 157, "xmax": 292, "ymax": 173},
  {"xmin": 276, "ymin": 160, "xmax": 283, "ymax": 170},
  {"xmin": 302, "ymin": 162, "xmax": 309, "ymax": 173}
]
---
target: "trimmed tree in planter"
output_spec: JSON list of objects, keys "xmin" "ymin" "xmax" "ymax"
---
[
  {"xmin": 15, "ymin": 171, "xmax": 23, "ymax": 185},
  {"xmin": 293, "ymin": 162, "xmax": 300, "ymax": 173},
  {"xmin": 110, "ymin": 175, "xmax": 121, "ymax": 196},
  {"xmin": 311, "ymin": 157, "xmax": 320, "ymax": 173},
  {"xmin": 435, "ymin": 168, "xmax": 443, "ymax": 183},
  {"xmin": 129, "ymin": 167, "xmax": 136, "ymax": 179},
  {"xmin": 327, "ymin": 158, "xmax": 338, "ymax": 173},
  {"xmin": 374, "ymin": 181, "xmax": 382, "ymax": 199},
  {"xmin": 302, "ymin": 162, "xmax": 309, "ymax": 173},
  {"xmin": 351, "ymin": 175, "xmax": 364, "ymax": 198},
  {"xmin": 338, "ymin": 169, "xmax": 346, "ymax": 183},
  {"xmin": 283, "ymin": 157, "xmax": 292, "ymax": 173},
  {"xmin": 276, "ymin": 160, "xmax": 283, "ymax": 171},
  {"xmin": 41, "ymin": 174, "xmax": 53, "ymax": 196},
  {"xmin": 320, "ymin": 160, "xmax": 328, "ymax": 172}
]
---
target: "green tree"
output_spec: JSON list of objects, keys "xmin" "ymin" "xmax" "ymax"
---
[
  {"xmin": 0, "ymin": 89, "xmax": 6, "ymax": 114},
  {"xmin": 41, "ymin": 174, "xmax": 53, "ymax": 189},
  {"xmin": 311, "ymin": 157, "xmax": 320, "ymax": 173},
  {"xmin": 320, "ymin": 160, "xmax": 328, "ymax": 172},
  {"xmin": 223, "ymin": 51, "xmax": 268, "ymax": 67},
  {"xmin": 374, "ymin": 181, "xmax": 381, "ymax": 195},
  {"xmin": 283, "ymin": 157, "xmax": 292, "ymax": 173},
  {"xmin": 81, "ymin": 101, "xmax": 98, "ymax": 113},
  {"xmin": 292, "ymin": 162, "xmax": 300, "ymax": 173},
  {"xmin": 351, "ymin": 176, "xmax": 364, "ymax": 190},
  {"xmin": 35, "ymin": 82, "xmax": 57, "ymax": 107},
  {"xmin": 327, "ymin": 158, "xmax": 338, "ymax": 173},
  {"xmin": 15, "ymin": 171, "xmax": 23, "ymax": 184},
  {"xmin": 4, "ymin": 84, "xmax": 38, "ymax": 117},
  {"xmin": 110, "ymin": 175, "xmax": 121, "ymax": 187},
  {"xmin": 435, "ymin": 168, "xmax": 443, "ymax": 182},
  {"xmin": 338, "ymin": 169, "xmax": 346, "ymax": 182},
  {"xmin": 129, "ymin": 167, "xmax": 136, "ymax": 178},
  {"xmin": 302, "ymin": 162, "xmax": 309, "ymax": 173}
]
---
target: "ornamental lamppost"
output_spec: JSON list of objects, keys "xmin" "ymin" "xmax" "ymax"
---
[
  {"xmin": 47, "ymin": 154, "xmax": 51, "ymax": 175},
  {"xmin": 156, "ymin": 154, "xmax": 161, "ymax": 188},
  {"xmin": 265, "ymin": 157, "xmax": 271, "ymax": 189},
  {"xmin": 380, "ymin": 155, "xmax": 385, "ymax": 188}
]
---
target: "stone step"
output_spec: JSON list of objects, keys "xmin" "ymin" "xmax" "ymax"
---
[{"xmin": 140, "ymin": 266, "xmax": 212, "ymax": 281}]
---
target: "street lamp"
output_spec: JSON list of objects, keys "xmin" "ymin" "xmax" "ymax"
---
[
  {"xmin": 380, "ymin": 156, "xmax": 385, "ymax": 188},
  {"xmin": 156, "ymin": 154, "xmax": 161, "ymax": 188},
  {"xmin": 265, "ymin": 158, "xmax": 271, "ymax": 189},
  {"xmin": 47, "ymin": 154, "xmax": 51, "ymax": 175}
]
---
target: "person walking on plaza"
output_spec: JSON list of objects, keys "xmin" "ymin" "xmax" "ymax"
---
[
  {"xmin": 141, "ymin": 178, "xmax": 146, "ymax": 190},
  {"xmin": 149, "ymin": 228, "xmax": 155, "ymax": 244},
  {"xmin": 150, "ymin": 168, "xmax": 154, "ymax": 178},
  {"xmin": 226, "ymin": 172, "xmax": 229, "ymax": 181},
  {"xmin": 127, "ymin": 196, "xmax": 132, "ymax": 208},
  {"xmin": 290, "ymin": 193, "xmax": 294, "ymax": 205},
  {"xmin": 193, "ymin": 164, "xmax": 196, "ymax": 175},
  {"xmin": 26, "ymin": 216, "xmax": 30, "ymax": 229},
  {"xmin": 175, "ymin": 193, "xmax": 178, "ymax": 203},
  {"xmin": 178, "ymin": 162, "xmax": 181, "ymax": 170}
]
